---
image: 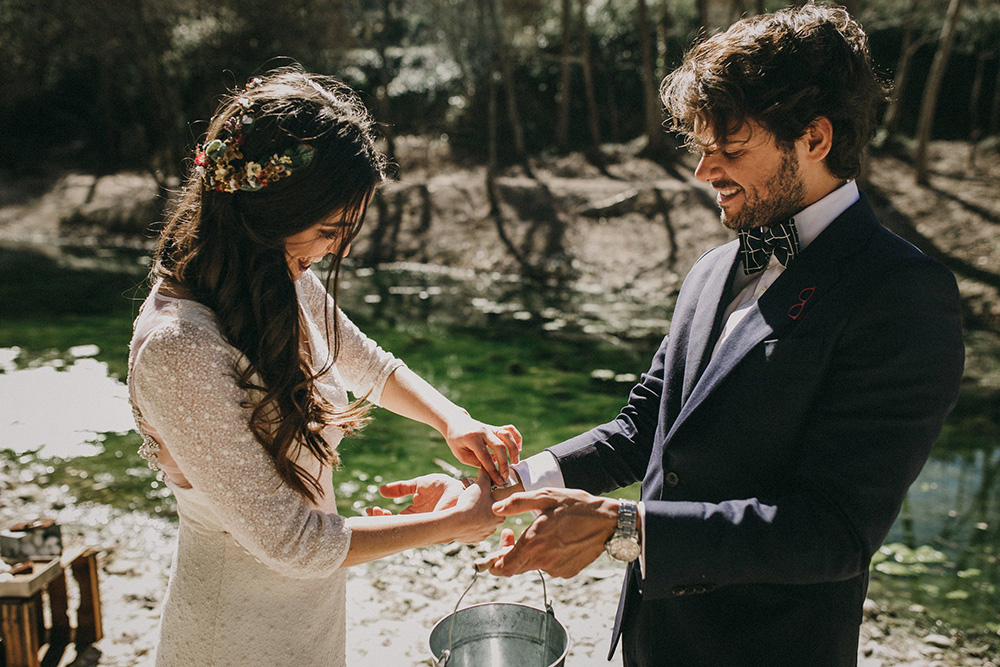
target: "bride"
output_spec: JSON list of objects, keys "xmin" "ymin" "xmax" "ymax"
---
[{"xmin": 127, "ymin": 66, "xmax": 520, "ymax": 666}]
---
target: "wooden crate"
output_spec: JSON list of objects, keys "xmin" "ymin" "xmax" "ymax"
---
[{"xmin": 0, "ymin": 548, "xmax": 103, "ymax": 667}]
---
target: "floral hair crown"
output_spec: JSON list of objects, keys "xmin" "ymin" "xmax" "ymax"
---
[{"xmin": 195, "ymin": 82, "xmax": 315, "ymax": 193}]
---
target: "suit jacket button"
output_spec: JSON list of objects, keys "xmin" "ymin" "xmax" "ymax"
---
[{"xmin": 665, "ymin": 472, "xmax": 679, "ymax": 487}]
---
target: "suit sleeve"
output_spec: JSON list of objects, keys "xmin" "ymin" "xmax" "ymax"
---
[
  {"xmin": 546, "ymin": 334, "xmax": 670, "ymax": 495},
  {"xmin": 639, "ymin": 258, "xmax": 965, "ymax": 600}
]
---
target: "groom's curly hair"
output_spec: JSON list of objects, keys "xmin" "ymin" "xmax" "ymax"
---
[{"xmin": 660, "ymin": 3, "xmax": 889, "ymax": 179}]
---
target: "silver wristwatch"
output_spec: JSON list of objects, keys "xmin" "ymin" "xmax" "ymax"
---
[{"xmin": 605, "ymin": 499, "xmax": 641, "ymax": 562}]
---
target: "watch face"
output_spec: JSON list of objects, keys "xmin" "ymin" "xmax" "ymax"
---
[{"xmin": 608, "ymin": 537, "xmax": 641, "ymax": 562}]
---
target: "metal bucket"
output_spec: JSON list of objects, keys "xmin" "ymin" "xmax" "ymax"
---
[{"xmin": 428, "ymin": 571, "xmax": 570, "ymax": 667}]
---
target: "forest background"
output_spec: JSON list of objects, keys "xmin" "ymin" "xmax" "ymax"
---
[{"xmin": 2, "ymin": 0, "xmax": 999, "ymax": 185}]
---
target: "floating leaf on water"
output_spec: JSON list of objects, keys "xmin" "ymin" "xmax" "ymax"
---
[
  {"xmin": 914, "ymin": 545, "xmax": 947, "ymax": 563},
  {"xmin": 877, "ymin": 542, "xmax": 946, "ymax": 565},
  {"xmin": 69, "ymin": 344, "xmax": 100, "ymax": 358},
  {"xmin": 923, "ymin": 633, "xmax": 954, "ymax": 648},
  {"xmin": 875, "ymin": 560, "xmax": 929, "ymax": 576}
]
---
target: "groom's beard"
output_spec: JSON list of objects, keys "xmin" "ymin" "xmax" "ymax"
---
[{"xmin": 719, "ymin": 149, "xmax": 806, "ymax": 231}]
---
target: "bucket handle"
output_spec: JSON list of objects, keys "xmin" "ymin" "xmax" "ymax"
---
[{"xmin": 434, "ymin": 568, "xmax": 553, "ymax": 666}]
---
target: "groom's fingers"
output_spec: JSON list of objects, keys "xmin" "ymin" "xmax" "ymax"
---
[
  {"xmin": 378, "ymin": 480, "xmax": 417, "ymax": 498},
  {"xmin": 492, "ymin": 490, "xmax": 557, "ymax": 517},
  {"xmin": 474, "ymin": 529, "xmax": 518, "ymax": 572},
  {"xmin": 490, "ymin": 535, "xmax": 534, "ymax": 576}
]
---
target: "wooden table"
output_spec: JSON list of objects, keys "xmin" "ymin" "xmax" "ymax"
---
[{"xmin": 0, "ymin": 547, "xmax": 103, "ymax": 667}]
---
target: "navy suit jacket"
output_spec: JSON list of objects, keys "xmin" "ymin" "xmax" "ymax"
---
[{"xmin": 547, "ymin": 194, "xmax": 965, "ymax": 666}]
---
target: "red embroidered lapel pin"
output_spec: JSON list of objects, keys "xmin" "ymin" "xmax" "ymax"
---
[{"xmin": 787, "ymin": 286, "xmax": 816, "ymax": 321}]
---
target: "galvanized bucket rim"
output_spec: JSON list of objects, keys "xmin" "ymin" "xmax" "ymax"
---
[{"xmin": 428, "ymin": 600, "xmax": 571, "ymax": 667}]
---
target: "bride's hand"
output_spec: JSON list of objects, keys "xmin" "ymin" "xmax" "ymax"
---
[
  {"xmin": 449, "ymin": 469, "xmax": 504, "ymax": 545},
  {"xmin": 444, "ymin": 414, "xmax": 522, "ymax": 486},
  {"xmin": 378, "ymin": 473, "xmax": 466, "ymax": 514}
]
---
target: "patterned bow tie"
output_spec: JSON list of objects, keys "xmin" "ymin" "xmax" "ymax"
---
[{"xmin": 738, "ymin": 219, "xmax": 800, "ymax": 275}]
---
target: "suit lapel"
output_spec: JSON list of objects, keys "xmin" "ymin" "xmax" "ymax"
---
[
  {"xmin": 680, "ymin": 242, "xmax": 740, "ymax": 404},
  {"xmin": 666, "ymin": 194, "xmax": 880, "ymax": 443}
]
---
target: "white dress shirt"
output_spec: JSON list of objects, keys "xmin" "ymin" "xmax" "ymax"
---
[{"xmin": 510, "ymin": 180, "xmax": 860, "ymax": 575}]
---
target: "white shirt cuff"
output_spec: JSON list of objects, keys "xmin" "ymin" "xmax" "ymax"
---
[
  {"xmin": 510, "ymin": 453, "xmax": 565, "ymax": 519},
  {"xmin": 638, "ymin": 501, "xmax": 646, "ymax": 578},
  {"xmin": 511, "ymin": 452, "xmax": 565, "ymax": 491}
]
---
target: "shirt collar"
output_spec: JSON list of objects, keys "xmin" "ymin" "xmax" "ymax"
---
[{"xmin": 790, "ymin": 179, "xmax": 859, "ymax": 251}]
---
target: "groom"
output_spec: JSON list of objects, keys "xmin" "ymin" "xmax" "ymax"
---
[{"xmin": 487, "ymin": 4, "xmax": 965, "ymax": 666}]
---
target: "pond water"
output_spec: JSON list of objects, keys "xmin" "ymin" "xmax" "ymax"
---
[{"xmin": 0, "ymin": 244, "xmax": 997, "ymax": 646}]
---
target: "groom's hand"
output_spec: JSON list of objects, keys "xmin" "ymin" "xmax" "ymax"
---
[{"xmin": 489, "ymin": 488, "xmax": 620, "ymax": 578}]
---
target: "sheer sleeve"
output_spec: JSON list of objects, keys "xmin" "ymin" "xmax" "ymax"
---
[
  {"xmin": 131, "ymin": 314, "xmax": 352, "ymax": 579},
  {"xmin": 297, "ymin": 271, "xmax": 404, "ymax": 405}
]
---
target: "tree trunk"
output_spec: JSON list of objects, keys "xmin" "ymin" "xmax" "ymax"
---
[
  {"xmin": 696, "ymin": 0, "xmax": 710, "ymax": 34},
  {"xmin": 577, "ymin": 0, "xmax": 601, "ymax": 150},
  {"xmin": 488, "ymin": 0, "xmax": 526, "ymax": 162},
  {"xmin": 657, "ymin": 0, "xmax": 673, "ymax": 70},
  {"xmin": 880, "ymin": 0, "xmax": 921, "ymax": 141},
  {"xmin": 990, "ymin": 52, "xmax": 1000, "ymax": 137},
  {"xmin": 488, "ymin": 71, "xmax": 498, "ymax": 178},
  {"xmin": 604, "ymin": 70, "xmax": 621, "ymax": 142},
  {"xmin": 914, "ymin": 0, "xmax": 965, "ymax": 185},
  {"xmin": 639, "ymin": 0, "xmax": 665, "ymax": 153},
  {"xmin": 556, "ymin": 0, "xmax": 573, "ymax": 150},
  {"xmin": 376, "ymin": 0, "xmax": 396, "ymax": 163},
  {"xmin": 967, "ymin": 52, "xmax": 988, "ymax": 168},
  {"xmin": 485, "ymin": 69, "xmax": 532, "ymax": 273}
]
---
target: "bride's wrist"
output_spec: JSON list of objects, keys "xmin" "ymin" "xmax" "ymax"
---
[
  {"xmin": 439, "ymin": 407, "xmax": 472, "ymax": 436},
  {"xmin": 438, "ymin": 504, "xmax": 470, "ymax": 544}
]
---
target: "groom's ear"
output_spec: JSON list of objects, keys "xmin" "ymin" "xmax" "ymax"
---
[{"xmin": 800, "ymin": 117, "xmax": 834, "ymax": 164}]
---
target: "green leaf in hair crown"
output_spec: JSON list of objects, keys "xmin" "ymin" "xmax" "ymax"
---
[{"xmin": 284, "ymin": 143, "xmax": 315, "ymax": 170}]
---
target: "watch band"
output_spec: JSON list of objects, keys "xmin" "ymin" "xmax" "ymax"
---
[
  {"xmin": 605, "ymin": 498, "xmax": 641, "ymax": 562},
  {"xmin": 617, "ymin": 499, "xmax": 638, "ymax": 538}
]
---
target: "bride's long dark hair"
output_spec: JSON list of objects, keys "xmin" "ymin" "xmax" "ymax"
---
[{"xmin": 154, "ymin": 67, "xmax": 387, "ymax": 502}]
